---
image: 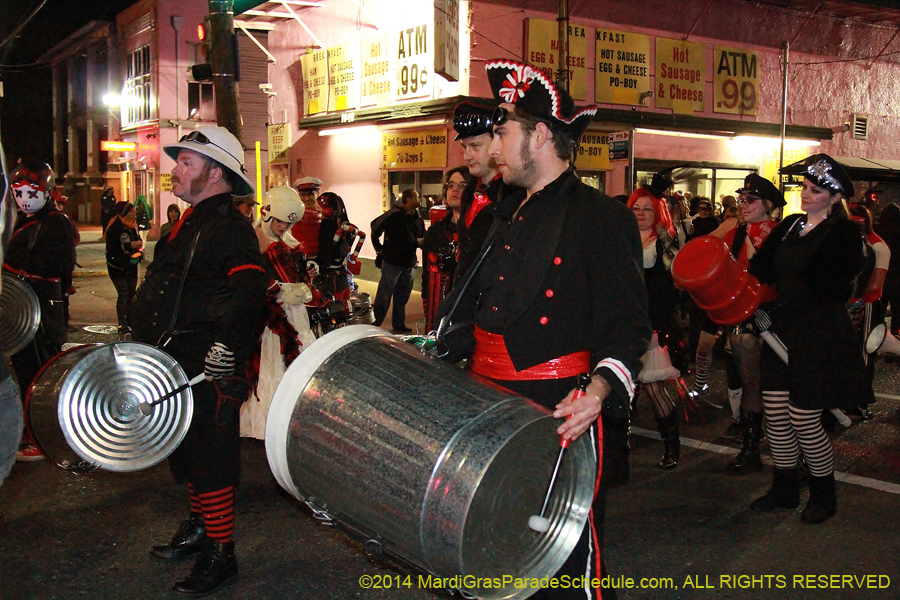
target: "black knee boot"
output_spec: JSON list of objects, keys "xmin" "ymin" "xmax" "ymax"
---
[
  {"xmin": 751, "ymin": 467, "xmax": 800, "ymax": 512},
  {"xmin": 171, "ymin": 540, "xmax": 239, "ymax": 597},
  {"xmin": 727, "ymin": 412, "xmax": 763, "ymax": 475},
  {"xmin": 603, "ymin": 414, "xmax": 631, "ymax": 486},
  {"xmin": 656, "ymin": 412, "xmax": 680, "ymax": 469},
  {"xmin": 802, "ymin": 474, "xmax": 837, "ymax": 523},
  {"xmin": 150, "ymin": 513, "xmax": 209, "ymax": 561}
]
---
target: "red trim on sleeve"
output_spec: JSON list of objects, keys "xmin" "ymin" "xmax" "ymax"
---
[{"xmin": 228, "ymin": 264, "xmax": 265, "ymax": 277}]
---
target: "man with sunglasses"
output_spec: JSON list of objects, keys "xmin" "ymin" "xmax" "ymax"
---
[
  {"xmin": 131, "ymin": 125, "xmax": 267, "ymax": 597},
  {"xmin": 440, "ymin": 60, "xmax": 649, "ymax": 600},
  {"xmin": 452, "ymin": 101, "xmax": 517, "ymax": 282}
]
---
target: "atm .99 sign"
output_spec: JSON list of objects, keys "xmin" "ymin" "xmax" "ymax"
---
[{"xmin": 713, "ymin": 46, "xmax": 759, "ymax": 116}]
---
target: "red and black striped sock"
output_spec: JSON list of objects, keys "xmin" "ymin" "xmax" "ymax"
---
[
  {"xmin": 199, "ymin": 485, "xmax": 234, "ymax": 543},
  {"xmin": 187, "ymin": 483, "xmax": 203, "ymax": 517}
]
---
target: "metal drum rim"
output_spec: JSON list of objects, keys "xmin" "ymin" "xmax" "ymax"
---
[
  {"xmin": 265, "ymin": 324, "xmax": 387, "ymax": 499},
  {"xmin": 0, "ymin": 273, "xmax": 41, "ymax": 356}
]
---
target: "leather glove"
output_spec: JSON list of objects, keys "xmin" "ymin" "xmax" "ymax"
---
[
  {"xmin": 204, "ymin": 342, "xmax": 235, "ymax": 380},
  {"xmin": 280, "ymin": 282, "xmax": 313, "ymax": 306}
]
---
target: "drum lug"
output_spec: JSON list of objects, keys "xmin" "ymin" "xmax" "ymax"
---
[
  {"xmin": 363, "ymin": 538, "xmax": 383, "ymax": 558},
  {"xmin": 304, "ymin": 498, "xmax": 334, "ymax": 527}
]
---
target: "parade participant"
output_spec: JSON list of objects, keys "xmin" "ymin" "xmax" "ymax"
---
[
  {"xmin": 422, "ymin": 166, "xmax": 466, "ymax": 331},
  {"xmin": 232, "ymin": 193, "xmax": 258, "ymax": 222},
  {"xmin": 370, "ymin": 189, "xmax": 424, "ymax": 333},
  {"xmin": 50, "ymin": 189, "xmax": 78, "ymax": 331},
  {"xmin": 0, "ymin": 145, "xmax": 22, "ymax": 486},
  {"xmin": 748, "ymin": 154, "xmax": 866, "ymax": 524},
  {"xmin": 452, "ymin": 101, "xmax": 516, "ymax": 283},
  {"xmin": 439, "ymin": 60, "xmax": 649, "ymax": 599},
  {"xmin": 720, "ymin": 174, "xmax": 783, "ymax": 474},
  {"xmin": 290, "ymin": 176, "xmax": 323, "ymax": 261},
  {"xmin": 104, "ymin": 201, "xmax": 143, "ymax": 333},
  {"xmin": 130, "ymin": 126, "xmax": 267, "ymax": 595},
  {"xmin": 628, "ymin": 184, "xmax": 685, "ymax": 469},
  {"xmin": 5, "ymin": 159, "xmax": 75, "ymax": 462},
  {"xmin": 134, "ymin": 193, "xmax": 153, "ymax": 241},
  {"xmin": 241, "ymin": 186, "xmax": 316, "ymax": 440}
]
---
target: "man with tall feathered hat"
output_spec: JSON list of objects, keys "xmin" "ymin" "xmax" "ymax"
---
[{"xmin": 436, "ymin": 60, "xmax": 650, "ymax": 599}]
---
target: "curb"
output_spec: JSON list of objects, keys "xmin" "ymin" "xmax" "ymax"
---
[{"xmin": 73, "ymin": 270, "xmax": 110, "ymax": 279}]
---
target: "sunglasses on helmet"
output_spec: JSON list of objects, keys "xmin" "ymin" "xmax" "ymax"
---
[{"xmin": 179, "ymin": 131, "xmax": 246, "ymax": 173}]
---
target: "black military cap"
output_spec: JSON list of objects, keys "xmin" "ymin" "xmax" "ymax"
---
[
  {"xmin": 802, "ymin": 153, "xmax": 854, "ymax": 198},
  {"xmin": 736, "ymin": 173, "xmax": 786, "ymax": 208}
]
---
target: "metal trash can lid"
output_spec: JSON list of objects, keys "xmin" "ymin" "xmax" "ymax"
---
[
  {"xmin": 0, "ymin": 273, "xmax": 40, "ymax": 355},
  {"xmin": 57, "ymin": 342, "xmax": 193, "ymax": 472}
]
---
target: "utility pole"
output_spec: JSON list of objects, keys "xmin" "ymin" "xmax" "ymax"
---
[{"xmin": 207, "ymin": 0, "xmax": 242, "ymax": 141}]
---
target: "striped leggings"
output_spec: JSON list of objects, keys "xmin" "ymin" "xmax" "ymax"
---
[{"xmin": 762, "ymin": 390, "xmax": 834, "ymax": 477}]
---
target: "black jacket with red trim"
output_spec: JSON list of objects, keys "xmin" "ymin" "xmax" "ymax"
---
[{"xmin": 131, "ymin": 193, "xmax": 267, "ymax": 374}]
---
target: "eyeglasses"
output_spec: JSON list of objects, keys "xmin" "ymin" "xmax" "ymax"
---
[
  {"xmin": 179, "ymin": 131, "xmax": 246, "ymax": 173},
  {"xmin": 445, "ymin": 181, "xmax": 467, "ymax": 191},
  {"xmin": 697, "ymin": 204, "xmax": 711, "ymax": 211},
  {"xmin": 632, "ymin": 207, "xmax": 654, "ymax": 214},
  {"xmin": 738, "ymin": 196, "xmax": 761, "ymax": 206},
  {"xmin": 454, "ymin": 111, "xmax": 493, "ymax": 133}
]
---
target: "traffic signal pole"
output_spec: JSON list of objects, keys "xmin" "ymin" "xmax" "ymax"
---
[{"xmin": 207, "ymin": 0, "xmax": 242, "ymax": 141}]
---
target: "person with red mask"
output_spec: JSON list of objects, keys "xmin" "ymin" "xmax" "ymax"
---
[{"xmin": 5, "ymin": 159, "xmax": 75, "ymax": 462}]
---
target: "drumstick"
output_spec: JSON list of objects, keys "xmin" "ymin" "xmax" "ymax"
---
[
  {"xmin": 139, "ymin": 373, "xmax": 206, "ymax": 416},
  {"xmin": 529, "ymin": 373, "xmax": 592, "ymax": 533}
]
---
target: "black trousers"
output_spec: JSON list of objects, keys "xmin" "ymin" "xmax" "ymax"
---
[{"xmin": 108, "ymin": 264, "xmax": 138, "ymax": 325}]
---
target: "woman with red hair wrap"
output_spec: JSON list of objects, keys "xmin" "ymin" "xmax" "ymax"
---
[{"xmin": 628, "ymin": 184, "xmax": 686, "ymax": 469}]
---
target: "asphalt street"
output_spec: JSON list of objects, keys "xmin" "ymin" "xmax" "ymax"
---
[{"xmin": 0, "ymin": 231, "xmax": 898, "ymax": 600}]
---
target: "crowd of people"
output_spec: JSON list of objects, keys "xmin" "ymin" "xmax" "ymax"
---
[{"xmin": 1, "ymin": 60, "xmax": 898, "ymax": 599}]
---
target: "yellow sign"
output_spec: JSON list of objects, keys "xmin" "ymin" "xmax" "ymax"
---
[
  {"xmin": 394, "ymin": 24, "xmax": 433, "ymax": 101},
  {"xmin": 574, "ymin": 131, "xmax": 611, "ymax": 171},
  {"xmin": 361, "ymin": 33, "xmax": 393, "ymax": 108},
  {"xmin": 383, "ymin": 128, "xmax": 448, "ymax": 169},
  {"xmin": 327, "ymin": 44, "xmax": 359, "ymax": 112},
  {"xmin": 160, "ymin": 173, "xmax": 172, "ymax": 192},
  {"xmin": 525, "ymin": 18, "xmax": 589, "ymax": 100},
  {"xmin": 655, "ymin": 38, "xmax": 706, "ymax": 114},
  {"xmin": 713, "ymin": 46, "xmax": 759, "ymax": 116},
  {"xmin": 301, "ymin": 50, "xmax": 328, "ymax": 115},
  {"xmin": 267, "ymin": 123, "xmax": 290, "ymax": 165},
  {"xmin": 594, "ymin": 29, "xmax": 651, "ymax": 106},
  {"xmin": 101, "ymin": 140, "xmax": 137, "ymax": 151}
]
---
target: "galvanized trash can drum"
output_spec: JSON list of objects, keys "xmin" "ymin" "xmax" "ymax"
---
[
  {"xmin": 266, "ymin": 326, "xmax": 596, "ymax": 600},
  {"xmin": 29, "ymin": 342, "xmax": 194, "ymax": 472},
  {"xmin": 0, "ymin": 273, "xmax": 41, "ymax": 355}
]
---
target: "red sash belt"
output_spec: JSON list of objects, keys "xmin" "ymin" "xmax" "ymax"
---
[
  {"xmin": 3, "ymin": 264, "xmax": 60, "ymax": 283},
  {"xmin": 470, "ymin": 325, "xmax": 591, "ymax": 381}
]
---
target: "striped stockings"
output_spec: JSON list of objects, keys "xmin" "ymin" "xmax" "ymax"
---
[
  {"xmin": 693, "ymin": 350, "xmax": 712, "ymax": 392},
  {"xmin": 189, "ymin": 484, "xmax": 235, "ymax": 543},
  {"xmin": 762, "ymin": 390, "xmax": 834, "ymax": 477}
]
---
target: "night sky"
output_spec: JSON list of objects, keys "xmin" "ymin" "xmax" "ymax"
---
[{"xmin": 0, "ymin": 0, "xmax": 139, "ymax": 165}]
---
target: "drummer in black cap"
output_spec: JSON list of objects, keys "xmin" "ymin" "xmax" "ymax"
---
[
  {"xmin": 451, "ymin": 101, "xmax": 513, "ymax": 282},
  {"xmin": 438, "ymin": 60, "xmax": 650, "ymax": 599},
  {"xmin": 747, "ymin": 154, "xmax": 866, "ymax": 524}
]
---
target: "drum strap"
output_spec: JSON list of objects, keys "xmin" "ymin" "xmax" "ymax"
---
[{"xmin": 158, "ymin": 226, "xmax": 204, "ymax": 347}]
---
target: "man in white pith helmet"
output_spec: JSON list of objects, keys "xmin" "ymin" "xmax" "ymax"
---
[{"xmin": 130, "ymin": 126, "xmax": 268, "ymax": 597}]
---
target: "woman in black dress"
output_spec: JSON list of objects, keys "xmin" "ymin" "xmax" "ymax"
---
[
  {"xmin": 748, "ymin": 154, "xmax": 866, "ymax": 523},
  {"xmin": 105, "ymin": 201, "xmax": 143, "ymax": 332}
]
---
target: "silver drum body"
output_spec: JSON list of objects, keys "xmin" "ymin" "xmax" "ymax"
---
[
  {"xmin": 29, "ymin": 342, "xmax": 193, "ymax": 472},
  {"xmin": 266, "ymin": 325, "xmax": 596, "ymax": 600},
  {"xmin": 0, "ymin": 273, "xmax": 41, "ymax": 355}
]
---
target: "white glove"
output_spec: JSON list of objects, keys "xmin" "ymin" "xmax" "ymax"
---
[
  {"xmin": 306, "ymin": 260, "xmax": 320, "ymax": 277},
  {"xmin": 280, "ymin": 282, "xmax": 313, "ymax": 306},
  {"xmin": 204, "ymin": 342, "xmax": 235, "ymax": 380}
]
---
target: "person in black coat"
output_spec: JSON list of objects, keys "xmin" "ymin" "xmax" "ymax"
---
[
  {"xmin": 422, "ymin": 166, "xmax": 466, "ymax": 330},
  {"xmin": 5, "ymin": 160, "xmax": 75, "ymax": 462},
  {"xmin": 130, "ymin": 127, "xmax": 267, "ymax": 596},
  {"xmin": 105, "ymin": 201, "xmax": 143, "ymax": 332},
  {"xmin": 748, "ymin": 154, "xmax": 865, "ymax": 524}
]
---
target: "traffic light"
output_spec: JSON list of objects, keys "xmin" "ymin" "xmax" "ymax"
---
[{"xmin": 191, "ymin": 18, "xmax": 214, "ymax": 81}]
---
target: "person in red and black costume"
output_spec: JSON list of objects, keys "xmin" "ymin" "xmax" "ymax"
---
[
  {"xmin": 5, "ymin": 160, "xmax": 75, "ymax": 462},
  {"xmin": 130, "ymin": 126, "xmax": 267, "ymax": 597},
  {"xmin": 439, "ymin": 61, "xmax": 650, "ymax": 600},
  {"xmin": 451, "ymin": 101, "xmax": 519, "ymax": 283}
]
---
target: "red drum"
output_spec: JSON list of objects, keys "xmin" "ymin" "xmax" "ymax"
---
[{"xmin": 671, "ymin": 235, "xmax": 762, "ymax": 326}]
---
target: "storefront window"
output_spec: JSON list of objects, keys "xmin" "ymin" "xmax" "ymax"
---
[
  {"xmin": 389, "ymin": 170, "xmax": 443, "ymax": 220},
  {"xmin": 636, "ymin": 164, "xmax": 756, "ymax": 213}
]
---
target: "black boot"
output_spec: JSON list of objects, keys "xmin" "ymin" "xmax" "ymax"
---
[
  {"xmin": 726, "ymin": 412, "xmax": 763, "ymax": 475},
  {"xmin": 802, "ymin": 474, "xmax": 837, "ymax": 524},
  {"xmin": 750, "ymin": 467, "xmax": 801, "ymax": 512},
  {"xmin": 150, "ymin": 513, "xmax": 208, "ymax": 561},
  {"xmin": 602, "ymin": 415, "xmax": 631, "ymax": 486},
  {"xmin": 656, "ymin": 412, "xmax": 680, "ymax": 469},
  {"xmin": 171, "ymin": 540, "xmax": 238, "ymax": 597}
]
